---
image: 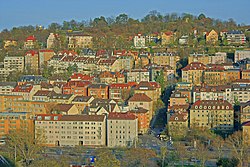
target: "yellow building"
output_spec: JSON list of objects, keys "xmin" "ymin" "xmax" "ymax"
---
[
  {"xmin": 188, "ymin": 53, "xmax": 210, "ymax": 65},
  {"xmin": 25, "ymin": 50, "xmax": 39, "ymax": 73},
  {"xmin": 190, "ymin": 100, "xmax": 234, "ymax": 133},
  {"xmin": 161, "ymin": 32, "xmax": 174, "ymax": 45},
  {"xmin": 0, "ymin": 94, "xmax": 57, "ymax": 115},
  {"xmin": 0, "ymin": 112, "xmax": 34, "ymax": 138},
  {"xmin": 242, "ymin": 70, "xmax": 250, "ymax": 80},
  {"xmin": 168, "ymin": 112, "xmax": 188, "ymax": 137},
  {"xmin": 134, "ymin": 81, "xmax": 161, "ymax": 102},
  {"xmin": 181, "ymin": 62, "xmax": 206, "ymax": 86},
  {"xmin": 4, "ymin": 40, "xmax": 17, "ymax": 49},
  {"xmin": 206, "ymin": 30, "xmax": 218, "ymax": 44},
  {"xmin": 68, "ymin": 33, "xmax": 93, "ymax": 49},
  {"xmin": 242, "ymin": 121, "xmax": 250, "ymax": 145}
]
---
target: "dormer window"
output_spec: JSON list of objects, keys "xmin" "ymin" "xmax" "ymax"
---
[
  {"xmin": 195, "ymin": 106, "xmax": 198, "ymax": 109},
  {"xmin": 226, "ymin": 106, "xmax": 229, "ymax": 109},
  {"xmin": 175, "ymin": 117, "xmax": 178, "ymax": 121}
]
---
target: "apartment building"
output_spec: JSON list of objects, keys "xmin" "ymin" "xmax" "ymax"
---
[
  {"xmin": 107, "ymin": 112, "xmax": 138, "ymax": 147},
  {"xmin": 35, "ymin": 114, "xmax": 106, "ymax": 147},
  {"xmin": 0, "ymin": 82, "xmax": 17, "ymax": 95},
  {"xmin": 190, "ymin": 100, "xmax": 234, "ymax": 133},
  {"xmin": 99, "ymin": 71, "xmax": 125, "ymax": 84},
  {"xmin": 62, "ymin": 80, "xmax": 91, "ymax": 96},
  {"xmin": 193, "ymin": 85, "xmax": 232, "ymax": 103},
  {"xmin": 68, "ymin": 33, "xmax": 93, "ymax": 49},
  {"xmin": 235, "ymin": 50, "xmax": 250, "ymax": 62},
  {"xmin": 126, "ymin": 69, "xmax": 150, "ymax": 83},
  {"xmin": 87, "ymin": 84, "xmax": 109, "ymax": 99},
  {"xmin": 134, "ymin": 81, "xmax": 161, "ymax": 102},
  {"xmin": 206, "ymin": 30, "xmax": 218, "ymax": 44},
  {"xmin": 4, "ymin": 56, "xmax": 24, "ymax": 72},
  {"xmin": 72, "ymin": 95, "xmax": 93, "ymax": 109},
  {"xmin": 232, "ymin": 84, "xmax": 250, "ymax": 103},
  {"xmin": 12, "ymin": 83, "xmax": 40, "ymax": 101},
  {"xmin": 25, "ymin": 50, "xmax": 39, "ymax": 73},
  {"xmin": 242, "ymin": 70, "xmax": 250, "ymax": 80},
  {"xmin": 168, "ymin": 112, "xmax": 188, "ymax": 136},
  {"xmin": 24, "ymin": 35, "xmax": 37, "ymax": 49},
  {"xmin": 181, "ymin": 62, "xmax": 206, "ymax": 86},
  {"xmin": 227, "ymin": 30, "xmax": 246, "ymax": 45},
  {"xmin": 0, "ymin": 112, "xmax": 34, "ymax": 138},
  {"xmin": 109, "ymin": 83, "xmax": 131, "ymax": 102},
  {"xmin": 128, "ymin": 107, "xmax": 149, "ymax": 134},
  {"xmin": 134, "ymin": 33, "xmax": 146, "ymax": 48},
  {"xmin": 128, "ymin": 93, "xmax": 153, "ymax": 120},
  {"xmin": 151, "ymin": 52, "xmax": 179, "ymax": 70}
]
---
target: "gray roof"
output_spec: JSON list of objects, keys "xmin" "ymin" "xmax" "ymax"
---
[{"xmin": 0, "ymin": 82, "xmax": 17, "ymax": 87}]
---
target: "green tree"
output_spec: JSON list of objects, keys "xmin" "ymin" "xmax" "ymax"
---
[
  {"xmin": 155, "ymin": 70, "xmax": 165, "ymax": 91},
  {"xmin": 198, "ymin": 13, "xmax": 206, "ymax": 20}
]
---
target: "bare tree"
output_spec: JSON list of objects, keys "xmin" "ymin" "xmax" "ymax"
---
[
  {"xmin": 95, "ymin": 148, "xmax": 120, "ymax": 167},
  {"xmin": 226, "ymin": 131, "xmax": 250, "ymax": 167},
  {"xmin": 193, "ymin": 141, "xmax": 211, "ymax": 167},
  {"xmin": 212, "ymin": 135, "xmax": 225, "ymax": 159},
  {"xmin": 160, "ymin": 146, "xmax": 167, "ymax": 167},
  {"xmin": 122, "ymin": 148, "xmax": 157, "ymax": 167},
  {"xmin": 5, "ymin": 129, "xmax": 45, "ymax": 166},
  {"xmin": 174, "ymin": 142, "xmax": 189, "ymax": 167}
]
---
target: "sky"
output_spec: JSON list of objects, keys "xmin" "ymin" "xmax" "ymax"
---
[{"xmin": 1, "ymin": 0, "xmax": 250, "ymax": 30}]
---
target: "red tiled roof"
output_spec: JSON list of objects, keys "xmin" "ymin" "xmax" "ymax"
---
[
  {"xmin": 34, "ymin": 90, "xmax": 53, "ymax": 96},
  {"xmin": 53, "ymin": 104, "xmax": 74, "ymax": 112},
  {"xmin": 128, "ymin": 93, "xmax": 152, "ymax": 102},
  {"xmin": 182, "ymin": 62, "xmax": 206, "ymax": 71},
  {"xmin": 39, "ymin": 49, "xmax": 54, "ymax": 53},
  {"xmin": 58, "ymin": 50, "xmax": 77, "ymax": 56},
  {"xmin": 135, "ymin": 81, "xmax": 161, "ymax": 90},
  {"xmin": 164, "ymin": 31, "xmax": 173, "ymax": 36},
  {"xmin": 127, "ymin": 82, "xmax": 138, "ymax": 87},
  {"xmin": 70, "ymin": 73, "xmax": 94, "ymax": 81},
  {"xmin": 113, "ymin": 50, "xmax": 127, "ymax": 56},
  {"xmin": 109, "ymin": 83, "xmax": 130, "ymax": 89},
  {"xmin": 108, "ymin": 112, "xmax": 137, "ymax": 120},
  {"xmin": 168, "ymin": 105, "xmax": 190, "ymax": 111},
  {"xmin": 233, "ymin": 79, "xmax": 250, "ymax": 83},
  {"xmin": 98, "ymin": 59, "xmax": 116, "ymax": 65},
  {"xmin": 63, "ymin": 80, "xmax": 91, "ymax": 88},
  {"xmin": 169, "ymin": 112, "xmax": 188, "ymax": 122},
  {"xmin": 205, "ymin": 66, "xmax": 225, "ymax": 71},
  {"xmin": 191, "ymin": 100, "xmax": 233, "ymax": 110},
  {"xmin": 12, "ymin": 84, "xmax": 33, "ymax": 93},
  {"xmin": 26, "ymin": 50, "xmax": 38, "ymax": 56},
  {"xmin": 26, "ymin": 35, "xmax": 36, "ymax": 41}
]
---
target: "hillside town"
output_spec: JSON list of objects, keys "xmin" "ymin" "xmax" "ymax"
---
[{"xmin": 0, "ymin": 12, "xmax": 250, "ymax": 167}]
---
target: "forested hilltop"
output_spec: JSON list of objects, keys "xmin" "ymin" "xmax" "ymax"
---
[{"xmin": 1, "ymin": 11, "xmax": 250, "ymax": 61}]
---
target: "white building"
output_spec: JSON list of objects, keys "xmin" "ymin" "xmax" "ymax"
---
[
  {"xmin": 134, "ymin": 34, "xmax": 146, "ymax": 48},
  {"xmin": 235, "ymin": 50, "xmax": 250, "ymax": 62},
  {"xmin": 107, "ymin": 112, "xmax": 138, "ymax": 147}
]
